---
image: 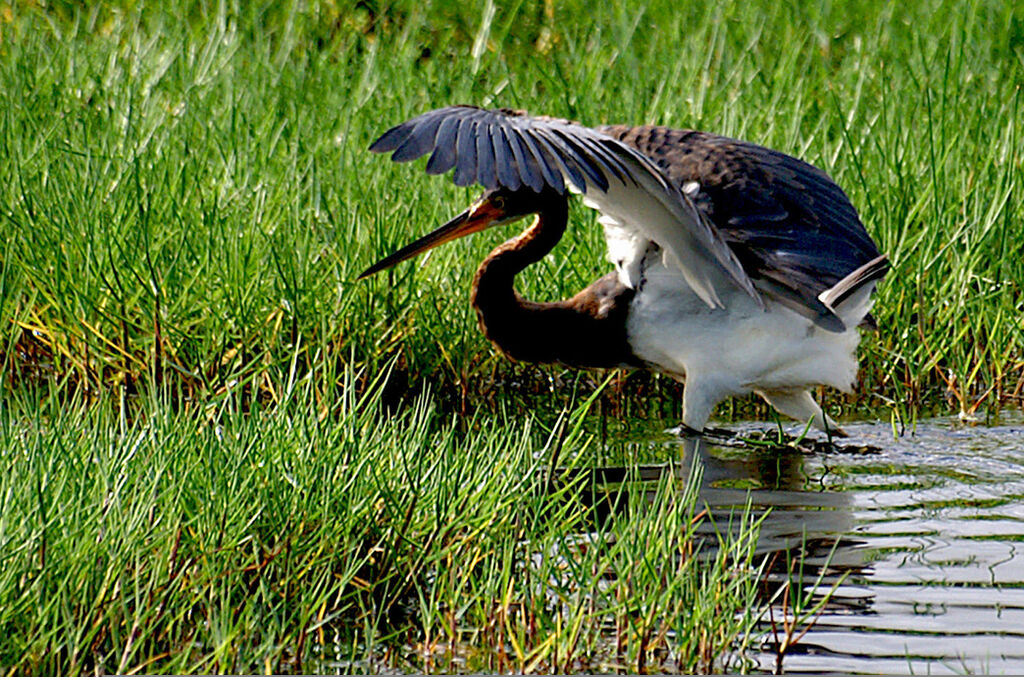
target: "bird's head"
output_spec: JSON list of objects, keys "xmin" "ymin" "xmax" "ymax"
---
[{"xmin": 358, "ymin": 186, "xmax": 564, "ymax": 279}]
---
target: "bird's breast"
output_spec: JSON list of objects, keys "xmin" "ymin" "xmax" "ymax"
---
[{"xmin": 625, "ymin": 261, "xmax": 863, "ymax": 394}]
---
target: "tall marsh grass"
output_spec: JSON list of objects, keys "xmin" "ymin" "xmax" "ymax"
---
[
  {"xmin": 1, "ymin": 0, "xmax": 1021, "ymax": 421},
  {"xmin": 0, "ymin": 365, "xmax": 765, "ymax": 673}
]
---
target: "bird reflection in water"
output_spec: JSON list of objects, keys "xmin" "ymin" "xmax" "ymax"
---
[{"xmin": 554, "ymin": 436, "xmax": 872, "ymax": 621}]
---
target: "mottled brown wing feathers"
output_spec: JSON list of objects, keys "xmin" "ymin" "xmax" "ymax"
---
[{"xmin": 600, "ymin": 124, "xmax": 883, "ymax": 307}]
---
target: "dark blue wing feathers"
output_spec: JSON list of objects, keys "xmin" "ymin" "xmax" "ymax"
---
[
  {"xmin": 371, "ymin": 106, "xmax": 620, "ymax": 195},
  {"xmin": 474, "ymin": 123, "xmax": 498, "ymax": 189},
  {"xmin": 576, "ymin": 135, "xmax": 632, "ymax": 185},
  {"xmin": 504, "ymin": 126, "xmax": 545, "ymax": 192},
  {"xmin": 391, "ymin": 110, "xmax": 446, "ymax": 162},
  {"xmin": 492, "ymin": 127, "xmax": 521, "ymax": 191},
  {"xmin": 425, "ymin": 116, "xmax": 459, "ymax": 175},
  {"xmin": 531, "ymin": 129, "xmax": 589, "ymax": 192},
  {"xmin": 368, "ymin": 119, "xmax": 415, "ymax": 153},
  {"xmin": 548, "ymin": 128, "xmax": 609, "ymax": 191},
  {"xmin": 453, "ymin": 117, "xmax": 478, "ymax": 187},
  {"xmin": 514, "ymin": 127, "xmax": 564, "ymax": 193}
]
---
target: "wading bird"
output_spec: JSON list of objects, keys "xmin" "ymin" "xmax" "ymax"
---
[{"xmin": 360, "ymin": 106, "xmax": 887, "ymax": 435}]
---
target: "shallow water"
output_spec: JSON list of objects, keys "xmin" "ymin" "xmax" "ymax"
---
[
  {"xmin": 329, "ymin": 414, "xmax": 1024, "ymax": 674},
  {"xmin": 667, "ymin": 415, "xmax": 1024, "ymax": 674}
]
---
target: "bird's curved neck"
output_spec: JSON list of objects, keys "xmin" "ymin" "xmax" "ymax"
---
[
  {"xmin": 476, "ymin": 201, "xmax": 568, "ymax": 281},
  {"xmin": 471, "ymin": 199, "xmax": 639, "ymax": 369},
  {"xmin": 471, "ymin": 200, "xmax": 568, "ymax": 338}
]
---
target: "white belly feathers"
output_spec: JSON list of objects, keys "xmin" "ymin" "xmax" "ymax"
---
[{"xmin": 625, "ymin": 261, "xmax": 865, "ymax": 397}]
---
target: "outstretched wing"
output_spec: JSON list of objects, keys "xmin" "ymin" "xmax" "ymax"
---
[
  {"xmin": 599, "ymin": 125, "xmax": 885, "ymax": 327},
  {"xmin": 369, "ymin": 105, "xmax": 760, "ymax": 309}
]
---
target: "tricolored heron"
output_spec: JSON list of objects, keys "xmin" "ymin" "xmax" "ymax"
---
[{"xmin": 360, "ymin": 106, "xmax": 888, "ymax": 435}]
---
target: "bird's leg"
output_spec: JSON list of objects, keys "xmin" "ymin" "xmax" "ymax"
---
[
  {"xmin": 755, "ymin": 388, "xmax": 847, "ymax": 438},
  {"xmin": 680, "ymin": 376, "xmax": 726, "ymax": 436}
]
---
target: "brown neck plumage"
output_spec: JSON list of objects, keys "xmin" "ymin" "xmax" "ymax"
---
[{"xmin": 470, "ymin": 200, "xmax": 640, "ymax": 370}]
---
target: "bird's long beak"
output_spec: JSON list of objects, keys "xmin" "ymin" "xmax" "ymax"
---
[{"xmin": 358, "ymin": 198, "xmax": 506, "ymax": 279}]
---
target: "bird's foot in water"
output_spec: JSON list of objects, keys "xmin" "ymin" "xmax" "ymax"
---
[
  {"xmin": 672, "ymin": 423, "xmax": 706, "ymax": 438},
  {"xmin": 671, "ymin": 423, "xmax": 741, "ymax": 440},
  {"xmin": 699, "ymin": 425, "xmax": 739, "ymax": 440},
  {"xmin": 673, "ymin": 424, "xmax": 879, "ymax": 455},
  {"xmin": 671, "ymin": 424, "xmax": 769, "ymax": 446},
  {"xmin": 669, "ymin": 424, "xmax": 760, "ymax": 441}
]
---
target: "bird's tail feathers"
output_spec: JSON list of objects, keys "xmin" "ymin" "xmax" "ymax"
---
[{"xmin": 819, "ymin": 254, "xmax": 890, "ymax": 328}]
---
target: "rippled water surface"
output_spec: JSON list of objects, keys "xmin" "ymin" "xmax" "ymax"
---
[{"xmin": 659, "ymin": 415, "xmax": 1024, "ymax": 674}]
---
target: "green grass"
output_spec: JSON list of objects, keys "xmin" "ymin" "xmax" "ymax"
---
[
  {"xmin": 1, "ymin": 0, "xmax": 1021, "ymax": 419},
  {"xmin": 1, "ymin": 0, "xmax": 1023, "ymax": 672},
  {"xmin": 0, "ymin": 367, "xmax": 765, "ymax": 674}
]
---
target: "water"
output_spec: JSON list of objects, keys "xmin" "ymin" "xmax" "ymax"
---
[
  {"xmin": 663, "ymin": 415, "xmax": 1024, "ymax": 674},
  {"xmin": 327, "ymin": 414, "xmax": 1024, "ymax": 674}
]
